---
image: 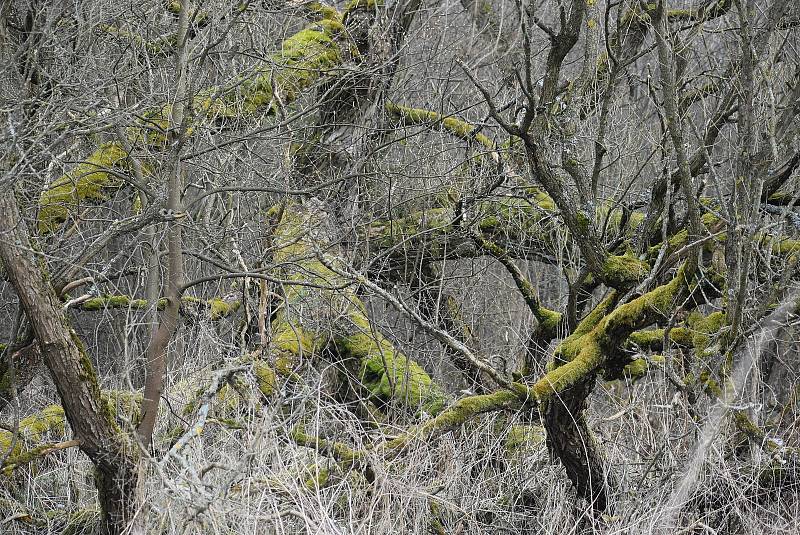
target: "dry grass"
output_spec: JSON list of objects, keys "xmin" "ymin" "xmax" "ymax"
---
[{"xmin": 3, "ymin": 314, "xmax": 800, "ymax": 534}]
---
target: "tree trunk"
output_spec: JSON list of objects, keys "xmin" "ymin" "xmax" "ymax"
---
[
  {"xmin": 543, "ymin": 375, "xmax": 609, "ymax": 512},
  {"xmin": 0, "ymin": 192, "xmax": 136, "ymax": 534}
]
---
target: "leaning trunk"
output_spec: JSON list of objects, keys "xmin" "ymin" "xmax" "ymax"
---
[{"xmin": 0, "ymin": 192, "xmax": 136, "ymax": 533}]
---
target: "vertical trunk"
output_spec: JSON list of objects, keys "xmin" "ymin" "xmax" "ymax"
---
[
  {"xmin": 0, "ymin": 193, "xmax": 136, "ymax": 533},
  {"xmin": 726, "ymin": 0, "xmax": 759, "ymax": 342},
  {"xmin": 543, "ymin": 374, "xmax": 609, "ymax": 512},
  {"xmin": 137, "ymin": 0, "xmax": 189, "ymax": 447}
]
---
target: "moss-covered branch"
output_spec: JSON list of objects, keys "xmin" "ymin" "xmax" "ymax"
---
[
  {"xmin": 627, "ymin": 311, "xmax": 726, "ymax": 355},
  {"xmin": 291, "ymin": 388, "xmax": 524, "ymax": 468},
  {"xmin": 269, "ymin": 202, "xmax": 445, "ymax": 414},
  {"xmin": 385, "ymin": 102, "xmax": 496, "ymax": 151},
  {"xmin": 74, "ymin": 293, "xmax": 240, "ymax": 320},
  {"xmin": 544, "ymin": 265, "xmax": 689, "ymax": 389},
  {"xmin": 40, "ymin": 9, "xmax": 346, "ymax": 233}
]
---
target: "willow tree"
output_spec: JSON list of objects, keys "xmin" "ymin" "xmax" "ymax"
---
[{"xmin": 2, "ymin": 0, "xmax": 800, "ymax": 533}]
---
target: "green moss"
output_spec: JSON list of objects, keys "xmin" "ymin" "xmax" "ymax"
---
[
  {"xmin": 213, "ymin": 384, "xmax": 240, "ymax": 415},
  {"xmin": 2, "ymin": 443, "xmax": 53, "ymax": 475},
  {"xmin": 46, "ymin": 17, "xmax": 346, "ymax": 232},
  {"xmin": 208, "ymin": 298, "xmax": 239, "ymax": 320},
  {"xmin": 164, "ymin": 1, "xmax": 210, "ymax": 26},
  {"xmin": 0, "ymin": 430, "xmax": 22, "ymax": 459},
  {"xmin": 237, "ymin": 21, "xmax": 342, "ymax": 114},
  {"xmin": 627, "ymin": 329, "xmax": 663, "ymax": 347},
  {"xmin": 38, "ymin": 142, "xmax": 129, "ymax": 234},
  {"xmin": 385, "ymin": 102, "xmax": 496, "ymax": 150},
  {"xmin": 622, "ymin": 354, "xmax": 664, "ymax": 380},
  {"xmin": 78, "ymin": 294, "xmax": 239, "ymax": 319},
  {"xmin": 305, "ymin": 2, "xmax": 342, "ymax": 21},
  {"xmin": 699, "ymin": 369, "xmax": 723, "ymax": 397},
  {"xmin": 534, "ymin": 337, "xmax": 604, "ymax": 400},
  {"xmin": 102, "ymin": 390, "xmax": 142, "ymax": 422},
  {"xmin": 628, "ymin": 327, "xmax": 693, "ymax": 349},
  {"xmin": 271, "ymin": 203, "xmax": 446, "ymax": 415},
  {"xmin": 291, "ymin": 426, "xmax": 361, "ymax": 466},
  {"xmin": 70, "ymin": 331, "xmax": 117, "ymax": 429},
  {"xmin": 601, "ymin": 266, "xmax": 683, "ymax": 339},
  {"xmin": 271, "ymin": 323, "xmax": 320, "ymax": 360},
  {"xmin": 537, "ymin": 309, "xmax": 562, "ymax": 337},
  {"xmin": 253, "ymin": 360, "xmax": 277, "ymax": 397},
  {"xmin": 601, "ymin": 253, "xmax": 649, "ymax": 288},
  {"xmin": 477, "ymin": 215, "xmax": 501, "ymax": 232},
  {"xmin": 384, "ymin": 390, "xmax": 523, "ymax": 450},
  {"xmin": 19, "ymin": 405, "xmax": 65, "ymax": 441},
  {"xmin": 341, "ymin": 320, "xmax": 445, "ymax": 416},
  {"xmin": 557, "ymin": 292, "xmax": 619, "ymax": 361},
  {"xmin": 505, "ymin": 424, "xmax": 545, "ymax": 455},
  {"xmin": 80, "ymin": 295, "xmax": 138, "ymax": 311},
  {"xmin": 732, "ymin": 410, "xmax": 765, "ymax": 442},
  {"xmin": 61, "ymin": 508, "xmax": 101, "ymax": 535},
  {"xmin": 687, "ymin": 311, "xmax": 726, "ymax": 356},
  {"xmin": 303, "ymin": 465, "xmax": 331, "ymax": 490},
  {"xmin": 546, "ymin": 266, "xmax": 687, "ymax": 394},
  {"xmin": 771, "ymin": 238, "xmax": 800, "ymax": 256},
  {"xmin": 532, "ymin": 191, "xmax": 556, "ymax": 212},
  {"xmin": 344, "ymin": 0, "xmax": 382, "ymax": 13}
]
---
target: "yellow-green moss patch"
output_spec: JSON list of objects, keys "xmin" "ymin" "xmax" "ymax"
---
[
  {"xmin": 19, "ymin": 405, "xmax": 65, "ymax": 441},
  {"xmin": 38, "ymin": 142, "xmax": 128, "ymax": 234}
]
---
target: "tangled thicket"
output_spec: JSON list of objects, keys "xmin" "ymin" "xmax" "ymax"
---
[{"xmin": 2, "ymin": 0, "xmax": 800, "ymax": 533}]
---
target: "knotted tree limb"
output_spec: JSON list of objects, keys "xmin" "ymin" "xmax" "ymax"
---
[
  {"xmin": 71, "ymin": 293, "xmax": 240, "ymax": 320},
  {"xmin": 539, "ymin": 263, "xmax": 692, "ymax": 512}
]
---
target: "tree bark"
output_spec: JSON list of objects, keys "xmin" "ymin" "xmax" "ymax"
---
[
  {"xmin": 0, "ymin": 192, "xmax": 136, "ymax": 534},
  {"xmin": 136, "ymin": 0, "xmax": 189, "ymax": 448}
]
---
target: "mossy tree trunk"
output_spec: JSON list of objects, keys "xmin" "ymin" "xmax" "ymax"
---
[
  {"xmin": 0, "ymin": 192, "xmax": 136, "ymax": 534},
  {"xmin": 265, "ymin": 201, "xmax": 446, "ymax": 415}
]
